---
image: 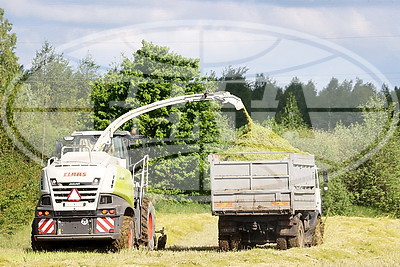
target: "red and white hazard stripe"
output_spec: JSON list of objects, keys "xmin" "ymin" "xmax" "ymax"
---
[
  {"xmin": 96, "ymin": 217, "xmax": 114, "ymax": 233},
  {"xmin": 38, "ymin": 218, "xmax": 55, "ymax": 234}
]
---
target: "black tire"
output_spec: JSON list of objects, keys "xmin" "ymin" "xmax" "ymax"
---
[
  {"xmin": 109, "ymin": 216, "xmax": 134, "ymax": 252},
  {"xmin": 219, "ymin": 237, "xmax": 229, "ymax": 251},
  {"xmin": 288, "ymin": 220, "xmax": 305, "ymax": 248},
  {"xmin": 140, "ymin": 198, "xmax": 156, "ymax": 250},
  {"xmin": 276, "ymin": 237, "xmax": 288, "ymax": 250},
  {"xmin": 157, "ymin": 234, "xmax": 167, "ymax": 250},
  {"xmin": 31, "ymin": 221, "xmax": 53, "ymax": 252},
  {"xmin": 312, "ymin": 217, "xmax": 324, "ymax": 246},
  {"xmin": 229, "ymin": 236, "xmax": 241, "ymax": 251},
  {"xmin": 31, "ymin": 234, "xmax": 53, "ymax": 252}
]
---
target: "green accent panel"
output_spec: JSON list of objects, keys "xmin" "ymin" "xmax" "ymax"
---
[{"xmin": 112, "ymin": 166, "xmax": 134, "ymax": 207}]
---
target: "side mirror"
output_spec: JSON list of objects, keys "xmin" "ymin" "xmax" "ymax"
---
[
  {"xmin": 56, "ymin": 141, "xmax": 63, "ymax": 159},
  {"xmin": 322, "ymin": 170, "xmax": 328, "ymax": 191}
]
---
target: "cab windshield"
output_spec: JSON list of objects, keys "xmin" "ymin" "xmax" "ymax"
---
[{"xmin": 73, "ymin": 135, "xmax": 128, "ymax": 160}]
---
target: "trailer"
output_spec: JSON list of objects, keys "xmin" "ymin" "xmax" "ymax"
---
[{"xmin": 209, "ymin": 152, "xmax": 324, "ymax": 250}]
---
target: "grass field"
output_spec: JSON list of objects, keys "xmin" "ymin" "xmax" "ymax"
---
[{"xmin": 0, "ymin": 211, "xmax": 399, "ymax": 267}]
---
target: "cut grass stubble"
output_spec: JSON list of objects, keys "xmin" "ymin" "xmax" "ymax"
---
[{"xmin": 1, "ymin": 213, "xmax": 399, "ymax": 266}]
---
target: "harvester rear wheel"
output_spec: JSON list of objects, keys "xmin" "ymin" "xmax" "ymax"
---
[{"xmin": 140, "ymin": 198, "xmax": 156, "ymax": 250}]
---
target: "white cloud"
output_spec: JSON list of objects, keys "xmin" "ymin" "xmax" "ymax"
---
[
  {"xmin": 3, "ymin": 0, "xmax": 396, "ymax": 39},
  {"xmin": 2, "ymin": 0, "xmax": 399, "ymax": 86},
  {"xmin": 2, "ymin": 0, "xmax": 181, "ymax": 25}
]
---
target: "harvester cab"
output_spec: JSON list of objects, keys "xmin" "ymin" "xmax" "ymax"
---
[{"xmin": 56, "ymin": 131, "xmax": 137, "ymax": 170}]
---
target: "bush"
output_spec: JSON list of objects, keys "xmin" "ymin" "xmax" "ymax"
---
[
  {"xmin": 322, "ymin": 178, "xmax": 354, "ymax": 216},
  {"xmin": 0, "ymin": 129, "xmax": 41, "ymax": 235},
  {"xmin": 343, "ymin": 131, "xmax": 400, "ymax": 217}
]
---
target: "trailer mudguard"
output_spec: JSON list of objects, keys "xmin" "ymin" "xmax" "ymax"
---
[{"xmin": 276, "ymin": 214, "xmax": 302, "ymax": 237}]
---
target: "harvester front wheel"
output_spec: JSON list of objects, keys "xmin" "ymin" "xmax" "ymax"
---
[
  {"xmin": 31, "ymin": 234, "xmax": 52, "ymax": 251},
  {"xmin": 109, "ymin": 216, "xmax": 134, "ymax": 252},
  {"xmin": 31, "ymin": 221, "xmax": 53, "ymax": 251}
]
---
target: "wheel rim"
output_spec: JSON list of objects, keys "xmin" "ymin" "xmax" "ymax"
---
[{"xmin": 148, "ymin": 213, "xmax": 153, "ymax": 240}]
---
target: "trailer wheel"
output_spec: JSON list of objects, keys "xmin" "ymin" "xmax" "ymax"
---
[
  {"xmin": 109, "ymin": 216, "xmax": 134, "ymax": 252},
  {"xmin": 288, "ymin": 220, "xmax": 305, "ymax": 248},
  {"xmin": 219, "ymin": 238, "xmax": 230, "ymax": 251},
  {"xmin": 312, "ymin": 217, "xmax": 324, "ymax": 246},
  {"xmin": 276, "ymin": 237, "xmax": 288, "ymax": 250},
  {"xmin": 229, "ymin": 235, "xmax": 241, "ymax": 251},
  {"xmin": 140, "ymin": 198, "xmax": 156, "ymax": 250}
]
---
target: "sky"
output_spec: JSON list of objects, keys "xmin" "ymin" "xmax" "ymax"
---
[
  {"xmin": 2, "ymin": 0, "xmax": 400, "ymax": 89},
  {"xmin": 2, "ymin": 0, "xmax": 399, "ymax": 168}
]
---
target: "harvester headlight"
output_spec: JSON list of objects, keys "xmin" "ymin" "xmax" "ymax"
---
[
  {"xmin": 50, "ymin": 178, "xmax": 58, "ymax": 186},
  {"xmin": 93, "ymin": 178, "xmax": 100, "ymax": 185}
]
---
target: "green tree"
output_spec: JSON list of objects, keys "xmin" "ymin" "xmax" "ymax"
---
[
  {"xmin": 26, "ymin": 41, "xmax": 74, "ymax": 107},
  {"xmin": 341, "ymin": 97, "xmax": 399, "ymax": 216},
  {"xmin": 0, "ymin": 8, "xmax": 19, "ymax": 95},
  {"xmin": 279, "ymin": 92, "xmax": 307, "ymax": 130},
  {"xmin": 91, "ymin": 40, "xmax": 223, "ymax": 193},
  {"xmin": 315, "ymin": 78, "xmax": 378, "ymax": 129},
  {"xmin": 251, "ymin": 74, "xmax": 282, "ymax": 123},
  {"xmin": 275, "ymin": 78, "xmax": 312, "ymax": 128},
  {"xmin": 13, "ymin": 42, "xmax": 99, "ymax": 158},
  {"xmin": 352, "ymin": 78, "xmax": 377, "ymax": 107},
  {"xmin": 0, "ymin": 9, "xmax": 42, "ymax": 235},
  {"xmin": 314, "ymin": 78, "xmax": 350, "ymax": 129},
  {"xmin": 394, "ymin": 86, "xmax": 400, "ymax": 103},
  {"xmin": 74, "ymin": 54, "xmax": 100, "ymax": 129}
]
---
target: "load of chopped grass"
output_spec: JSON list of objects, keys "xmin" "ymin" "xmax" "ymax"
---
[{"xmin": 220, "ymin": 110, "xmax": 305, "ymax": 161}]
